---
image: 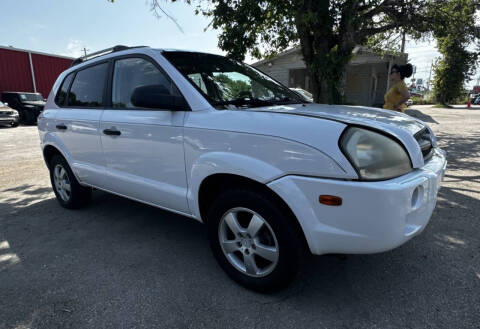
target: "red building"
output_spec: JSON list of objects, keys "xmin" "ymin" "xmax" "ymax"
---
[{"xmin": 0, "ymin": 46, "xmax": 73, "ymax": 99}]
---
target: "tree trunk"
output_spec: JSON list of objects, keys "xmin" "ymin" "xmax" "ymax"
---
[{"xmin": 294, "ymin": 0, "xmax": 357, "ymax": 104}]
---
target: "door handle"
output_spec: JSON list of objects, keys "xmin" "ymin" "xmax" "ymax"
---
[
  {"xmin": 56, "ymin": 124, "xmax": 67, "ymax": 130},
  {"xmin": 103, "ymin": 128, "xmax": 121, "ymax": 136}
]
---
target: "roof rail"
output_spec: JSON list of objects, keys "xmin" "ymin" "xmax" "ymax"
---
[{"xmin": 70, "ymin": 45, "xmax": 147, "ymax": 67}]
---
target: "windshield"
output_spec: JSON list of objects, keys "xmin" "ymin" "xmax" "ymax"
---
[
  {"xmin": 19, "ymin": 93, "xmax": 43, "ymax": 102},
  {"xmin": 162, "ymin": 51, "xmax": 305, "ymax": 109},
  {"xmin": 0, "ymin": 101, "xmax": 5, "ymax": 107}
]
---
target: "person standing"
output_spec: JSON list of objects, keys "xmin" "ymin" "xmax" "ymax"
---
[{"xmin": 383, "ymin": 64, "xmax": 413, "ymax": 112}]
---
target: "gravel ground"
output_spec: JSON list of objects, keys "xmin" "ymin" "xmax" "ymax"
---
[{"xmin": 0, "ymin": 106, "xmax": 479, "ymax": 329}]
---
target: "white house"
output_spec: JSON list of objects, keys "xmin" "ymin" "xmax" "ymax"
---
[{"xmin": 252, "ymin": 46, "xmax": 408, "ymax": 106}]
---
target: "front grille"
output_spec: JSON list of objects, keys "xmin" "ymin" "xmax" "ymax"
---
[
  {"xmin": 415, "ymin": 128, "xmax": 433, "ymax": 161},
  {"xmin": 0, "ymin": 111, "xmax": 13, "ymax": 115}
]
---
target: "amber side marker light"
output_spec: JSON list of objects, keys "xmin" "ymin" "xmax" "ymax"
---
[{"xmin": 319, "ymin": 195, "xmax": 342, "ymax": 206}]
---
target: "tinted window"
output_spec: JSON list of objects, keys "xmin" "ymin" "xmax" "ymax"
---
[
  {"xmin": 112, "ymin": 57, "xmax": 180, "ymax": 108},
  {"xmin": 55, "ymin": 73, "xmax": 74, "ymax": 106},
  {"xmin": 68, "ymin": 63, "xmax": 108, "ymax": 107},
  {"xmin": 20, "ymin": 93, "xmax": 43, "ymax": 101}
]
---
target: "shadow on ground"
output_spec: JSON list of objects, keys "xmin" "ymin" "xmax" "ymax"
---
[
  {"xmin": 405, "ymin": 109, "xmax": 439, "ymax": 124},
  {"xmin": 435, "ymin": 131, "xmax": 480, "ymax": 172},
  {"xmin": 1, "ymin": 109, "xmax": 479, "ymax": 328},
  {"xmin": 1, "ymin": 181, "xmax": 479, "ymax": 328}
]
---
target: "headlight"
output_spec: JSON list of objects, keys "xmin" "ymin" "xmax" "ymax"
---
[{"xmin": 340, "ymin": 127, "xmax": 412, "ymax": 180}]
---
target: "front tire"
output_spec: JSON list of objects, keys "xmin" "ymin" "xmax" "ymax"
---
[
  {"xmin": 49, "ymin": 154, "xmax": 91, "ymax": 209},
  {"xmin": 207, "ymin": 189, "xmax": 305, "ymax": 292}
]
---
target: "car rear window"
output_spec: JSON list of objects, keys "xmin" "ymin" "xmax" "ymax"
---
[
  {"xmin": 55, "ymin": 73, "xmax": 74, "ymax": 106},
  {"xmin": 68, "ymin": 63, "xmax": 108, "ymax": 108}
]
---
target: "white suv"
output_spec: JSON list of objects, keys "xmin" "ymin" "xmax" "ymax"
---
[{"xmin": 38, "ymin": 46, "xmax": 446, "ymax": 291}]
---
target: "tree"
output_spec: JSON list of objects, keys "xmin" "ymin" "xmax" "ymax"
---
[
  {"xmin": 429, "ymin": 0, "xmax": 479, "ymax": 105},
  {"xmin": 113, "ymin": 0, "xmax": 479, "ymax": 104},
  {"xmin": 213, "ymin": 73, "xmax": 252, "ymax": 99},
  {"xmin": 190, "ymin": 0, "xmax": 432, "ymax": 104}
]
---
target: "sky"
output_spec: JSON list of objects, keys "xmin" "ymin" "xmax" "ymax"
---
[{"xmin": 1, "ymin": 0, "xmax": 478, "ymax": 89}]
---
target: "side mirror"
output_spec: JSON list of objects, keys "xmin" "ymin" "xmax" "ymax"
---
[
  {"xmin": 131, "ymin": 85, "xmax": 189, "ymax": 110},
  {"xmin": 4, "ymin": 103, "xmax": 8, "ymax": 106}
]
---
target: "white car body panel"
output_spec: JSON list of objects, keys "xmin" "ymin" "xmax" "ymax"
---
[
  {"xmin": 238, "ymin": 103, "xmax": 431, "ymax": 168},
  {"xmin": 268, "ymin": 148, "xmax": 446, "ymax": 254},
  {"xmin": 100, "ymin": 109, "xmax": 189, "ymax": 213},
  {"xmin": 38, "ymin": 47, "xmax": 447, "ymax": 256},
  {"xmin": 54, "ymin": 108, "xmax": 105, "ymax": 186},
  {"xmin": 183, "ymin": 111, "xmax": 351, "ymax": 218}
]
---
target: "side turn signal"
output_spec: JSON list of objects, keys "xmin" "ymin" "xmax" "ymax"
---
[{"xmin": 319, "ymin": 195, "xmax": 342, "ymax": 206}]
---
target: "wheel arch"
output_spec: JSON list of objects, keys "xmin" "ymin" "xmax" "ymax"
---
[
  {"xmin": 43, "ymin": 144, "xmax": 65, "ymax": 170},
  {"xmin": 197, "ymin": 173, "xmax": 310, "ymax": 253}
]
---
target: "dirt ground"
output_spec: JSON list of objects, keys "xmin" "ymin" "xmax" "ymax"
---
[{"xmin": 0, "ymin": 106, "xmax": 479, "ymax": 329}]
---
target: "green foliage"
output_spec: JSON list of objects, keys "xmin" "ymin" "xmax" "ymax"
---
[
  {"xmin": 213, "ymin": 74, "xmax": 252, "ymax": 99},
  {"xmin": 190, "ymin": 0, "xmax": 433, "ymax": 103},
  {"xmin": 411, "ymin": 96, "xmax": 430, "ymax": 105},
  {"xmin": 430, "ymin": 0, "xmax": 479, "ymax": 105},
  {"xmin": 119, "ymin": 0, "xmax": 479, "ymax": 105}
]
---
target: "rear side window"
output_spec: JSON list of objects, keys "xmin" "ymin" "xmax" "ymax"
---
[
  {"xmin": 55, "ymin": 73, "xmax": 74, "ymax": 106},
  {"xmin": 111, "ymin": 57, "xmax": 181, "ymax": 108},
  {"xmin": 68, "ymin": 63, "xmax": 108, "ymax": 107}
]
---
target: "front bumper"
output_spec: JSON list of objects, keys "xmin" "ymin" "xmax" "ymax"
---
[
  {"xmin": 0, "ymin": 115, "xmax": 19, "ymax": 125},
  {"xmin": 267, "ymin": 148, "xmax": 447, "ymax": 255}
]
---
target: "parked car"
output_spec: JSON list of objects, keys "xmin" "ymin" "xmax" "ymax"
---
[
  {"xmin": 0, "ymin": 101, "xmax": 19, "ymax": 127},
  {"xmin": 38, "ymin": 46, "xmax": 447, "ymax": 292},
  {"xmin": 473, "ymin": 95, "xmax": 480, "ymax": 105},
  {"xmin": 406, "ymin": 98, "xmax": 413, "ymax": 107},
  {"xmin": 289, "ymin": 88, "xmax": 313, "ymax": 102},
  {"xmin": 1, "ymin": 92, "xmax": 45, "ymax": 125}
]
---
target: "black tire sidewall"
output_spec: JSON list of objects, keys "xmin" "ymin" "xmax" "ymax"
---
[
  {"xmin": 207, "ymin": 189, "xmax": 303, "ymax": 292},
  {"xmin": 49, "ymin": 155, "xmax": 91, "ymax": 209}
]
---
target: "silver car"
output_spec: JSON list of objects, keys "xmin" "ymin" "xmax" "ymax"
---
[{"xmin": 0, "ymin": 101, "xmax": 19, "ymax": 127}]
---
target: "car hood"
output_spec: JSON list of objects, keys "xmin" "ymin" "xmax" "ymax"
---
[
  {"xmin": 22, "ymin": 101, "xmax": 46, "ymax": 107},
  {"xmin": 244, "ymin": 103, "xmax": 433, "ymax": 168}
]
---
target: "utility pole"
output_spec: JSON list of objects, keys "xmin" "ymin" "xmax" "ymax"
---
[
  {"xmin": 427, "ymin": 61, "xmax": 433, "ymax": 91},
  {"xmin": 401, "ymin": 30, "xmax": 406, "ymax": 53},
  {"xmin": 82, "ymin": 47, "xmax": 89, "ymax": 58}
]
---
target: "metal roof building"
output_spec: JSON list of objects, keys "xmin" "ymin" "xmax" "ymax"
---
[{"xmin": 0, "ymin": 46, "xmax": 73, "ymax": 99}]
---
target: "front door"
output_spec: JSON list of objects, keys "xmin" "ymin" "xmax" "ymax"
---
[{"xmin": 100, "ymin": 56, "xmax": 189, "ymax": 214}]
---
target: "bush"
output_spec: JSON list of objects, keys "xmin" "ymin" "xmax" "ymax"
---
[
  {"xmin": 454, "ymin": 94, "xmax": 469, "ymax": 104},
  {"xmin": 411, "ymin": 96, "xmax": 434, "ymax": 105}
]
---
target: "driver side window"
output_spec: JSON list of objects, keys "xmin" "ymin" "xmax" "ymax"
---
[{"xmin": 112, "ymin": 57, "xmax": 180, "ymax": 109}]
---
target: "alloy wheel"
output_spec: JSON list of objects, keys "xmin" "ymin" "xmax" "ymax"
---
[
  {"xmin": 218, "ymin": 207, "xmax": 279, "ymax": 277},
  {"xmin": 53, "ymin": 164, "xmax": 71, "ymax": 202}
]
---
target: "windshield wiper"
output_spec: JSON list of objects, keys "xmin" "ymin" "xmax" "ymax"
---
[
  {"xmin": 213, "ymin": 97, "xmax": 275, "ymax": 108},
  {"xmin": 213, "ymin": 96, "xmax": 307, "ymax": 108}
]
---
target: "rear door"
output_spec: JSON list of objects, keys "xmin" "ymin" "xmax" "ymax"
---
[
  {"xmin": 99, "ymin": 55, "xmax": 190, "ymax": 214},
  {"xmin": 54, "ymin": 62, "xmax": 109, "ymax": 185}
]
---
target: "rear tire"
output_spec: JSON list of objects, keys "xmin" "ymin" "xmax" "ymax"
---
[
  {"xmin": 49, "ymin": 154, "xmax": 91, "ymax": 209},
  {"xmin": 207, "ymin": 188, "xmax": 305, "ymax": 292}
]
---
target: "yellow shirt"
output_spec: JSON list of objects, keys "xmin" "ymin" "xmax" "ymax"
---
[{"xmin": 384, "ymin": 80, "xmax": 408, "ymax": 112}]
